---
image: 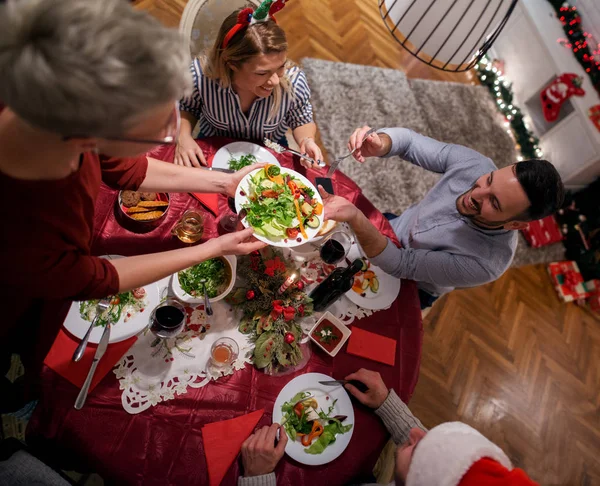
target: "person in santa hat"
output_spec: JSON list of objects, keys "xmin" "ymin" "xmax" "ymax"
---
[{"xmin": 239, "ymin": 368, "xmax": 538, "ymax": 486}]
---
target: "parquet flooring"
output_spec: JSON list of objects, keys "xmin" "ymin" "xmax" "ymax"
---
[{"xmin": 135, "ymin": 1, "xmax": 600, "ymax": 484}]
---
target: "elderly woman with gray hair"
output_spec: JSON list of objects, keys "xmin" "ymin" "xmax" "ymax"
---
[{"xmin": 0, "ymin": 0, "xmax": 266, "ymax": 412}]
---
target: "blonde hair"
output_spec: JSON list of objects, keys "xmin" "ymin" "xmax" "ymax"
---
[
  {"xmin": 0, "ymin": 0, "xmax": 191, "ymax": 137},
  {"xmin": 200, "ymin": 7, "xmax": 291, "ymax": 121}
]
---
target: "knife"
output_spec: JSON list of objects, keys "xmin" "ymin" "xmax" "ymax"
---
[
  {"xmin": 319, "ymin": 379, "xmax": 369, "ymax": 393},
  {"xmin": 206, "ymin": 167, "xmax": 235, "ymax": 174},
  {"xmin": 74, "ymin": 323, "xmax": 111, "ymax": 410}
]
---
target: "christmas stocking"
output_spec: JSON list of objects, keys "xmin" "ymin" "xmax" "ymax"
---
[{"xmin": 540, "ymin": 73, "xmax": 585, "ymax": 122}]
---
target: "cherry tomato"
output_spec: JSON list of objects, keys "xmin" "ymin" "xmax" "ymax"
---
[
  {"xmin": 133, "ymin": 288, "xmax": 146, "ymax": 299},
  {"xmin": 286, "ymin": 227, "xmax": 300, "ymax": 239}
]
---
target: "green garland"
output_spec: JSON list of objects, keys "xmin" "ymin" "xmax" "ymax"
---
[
  {"xmin": 225, "ymin": 248, "xmax": 313, "ymax": 373},
  {"xmin": 547, "ymin": 1, "xmax": 600, "ymax": 95},
  {"xmin": 474, "ymin": 56, "xmax": 542, "ymax": 160}
]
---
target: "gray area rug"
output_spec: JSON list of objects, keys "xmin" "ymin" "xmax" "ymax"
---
[{"xmin": 302, "ymin": 58, "xmax": 565, "ymax": 268}]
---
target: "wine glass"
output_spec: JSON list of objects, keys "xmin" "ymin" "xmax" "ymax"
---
[
  {"xmin": 218, "ymin": 197, "xmax": 243, "ymax": 234},
  {"xmin": 149, "ymin": 299, "xmax": 186, "ymax": 340},
  {"xmin": 319, "ymin": 231, "xmax": 352, "ymax": 264}
]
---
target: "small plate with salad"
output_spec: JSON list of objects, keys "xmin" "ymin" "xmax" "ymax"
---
[
  {"xmin": 172, "ymin": 255, "xmax": 237, "ymax": 304},
  {"xmin": 272, "ymin": 372, "xmax": 354, "ymax": 465},
  {"xmin": 337, "ymin": 243, "xmax": 401, "ymax": 310},
  {"xmin": 212, "ymin": 141, "xmax": 280, "ymax": 171},
  {"xmin": 235, "ymin": 166, "xmax": 324, "ymax": 248},
  {"xmin": 63, "ymin": 255, "xmax": 161, "ymax": 344}
]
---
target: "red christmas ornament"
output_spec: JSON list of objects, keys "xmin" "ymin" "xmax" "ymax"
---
[
  {"xmin": 246, "ymin": 290, "xmax": 255, "ymax": 300},
  {"xmin": 284, "ymin": 332, "xmax": 295, "ymax": 344},
  {"xmin": 540, "ymin": 73, "xmax": 585, "ymax": 122},
  {"xmin": 296, "ymin": 281, "xmax": 305, "ymax": 291}
]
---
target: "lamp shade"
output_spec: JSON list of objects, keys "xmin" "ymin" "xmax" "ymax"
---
[{"xmin": 379, "ymin": 0, "xmax": 518, "ymax": 72}]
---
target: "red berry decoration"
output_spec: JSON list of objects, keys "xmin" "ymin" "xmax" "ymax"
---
[
  {"xmin": 296, "ymin": 281, "xmax": 305, "ymax": 291},
  {"xmin": 246, "ymin": 290, "xmax": 255, "ymax": 300},
  {"xmin": 284, "ymin": 332, "xmax": 295, "ymax": 344}
]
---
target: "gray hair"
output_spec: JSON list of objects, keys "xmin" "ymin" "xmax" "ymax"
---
[{"xmin": 0, "ymin": 0, "xmax": 192, "ymax": 137}]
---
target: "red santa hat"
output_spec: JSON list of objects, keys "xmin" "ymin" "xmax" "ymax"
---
[{"xmin": 406, "ymin": 422, "xmax": 539, "ymax": 486}]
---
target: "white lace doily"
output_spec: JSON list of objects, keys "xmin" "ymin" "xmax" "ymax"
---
[{"xmin": 114, "ymin": 251, "xmax": 388, "ymax": 414}]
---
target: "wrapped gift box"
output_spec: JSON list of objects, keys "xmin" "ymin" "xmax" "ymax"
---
[
  {"xmin": 587, "ymin": 291, "xmax": 600, "ymax": 313},
  {"xmin": 521, "ymin": 215, "xmax": 564, "ymax": 248},
  {"xmin": 547, "ymin": 261, "xmax": 589, "ymax": 302}
]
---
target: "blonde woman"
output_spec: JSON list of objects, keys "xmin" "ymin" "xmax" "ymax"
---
[{"xmin": 175, "ymin": 0, "xmax": 323, "ymax": 169}]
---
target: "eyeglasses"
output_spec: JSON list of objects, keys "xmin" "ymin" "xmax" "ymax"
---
[{"xmin": 64, "ymin": 101, "xmax": 181, "ymax": 146}]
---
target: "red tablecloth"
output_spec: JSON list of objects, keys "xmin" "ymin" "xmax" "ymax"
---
[{"xmin": 26, "ymin": 138, "xmax": 423, "ymax": 486}]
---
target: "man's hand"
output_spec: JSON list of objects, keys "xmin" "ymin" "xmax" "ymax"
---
[
  {"xmin": 212, "ymin": 227, "xmax": 267, "ymax": 256},
  {"xmin": 348, "ymin": 126, "xmax": 392, "ymax": 163},
  {"xmin": 299, "ymin": 137, "xmax": 324, "ymax": 169},
  {"xmin": 344, "ymin": 369, "xmax": 390, "ymax": 409},
  {"xmin": 174, "ymin": 134, "xmax": 207, "ymax": 167},
  {"xmin": 223, "ymin": 163, "xmax": 266, "ymax": 197},
  {"xmin": 241, "ymin": 424, "xmax": 288, "ymax": 477},
  {"xmin": 318, "ymin": 186, "xmax": 360, "ymax": 224}
]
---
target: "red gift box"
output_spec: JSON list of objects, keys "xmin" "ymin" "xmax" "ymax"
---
[
  {"xmin": 587, "ymin": 291, "xmax": 600, "ymax": 313},
  {"xmin": 547, "ymin": 261, "xmax": 589, "ymax": 302},
  {"xmin": 521, "ymin": 215, "xmax": 564, "ymax": 248}
]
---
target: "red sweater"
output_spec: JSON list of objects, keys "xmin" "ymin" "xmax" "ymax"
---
[{"xmin": 0, "ymin": 152, "xmax": 148, "ymax": 366}]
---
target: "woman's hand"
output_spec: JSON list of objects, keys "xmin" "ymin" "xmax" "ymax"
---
[
  {"xmin": 211, "ymin": 227, "xmax": 267, "ymax": 256},
  {"xmin": 299, "ymin": 137, "xmax": 324, "ymax": 169},
  {"xmin": 174, "ymin": 134, "xmax": 207, "ymax": 167},
  {"xmin": 348, "ymin": 126, "xmax": 391, "ymax": 163},
  {"xmin": 223, "ymin": 163, "xmax": 266, "ymax": 198}
]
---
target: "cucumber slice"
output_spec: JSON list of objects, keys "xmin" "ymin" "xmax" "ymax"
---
[
  {"xmin": 261, "ymin": 180, "xmax": 275, "ymax": 189},
  {"xmin": 370, "ymin": 277, "xmax": 379, "ymax": 293},
  {"xmin": 305, "ymin": 216, "xmax": 320, "ymax": 229},
  {"xmin": 360, "ymin": 258, "xmax": 368, "ymax": 271},
  {"xmin": 361, "ymin": 279, "xmax": 370, "ymax": 290}
]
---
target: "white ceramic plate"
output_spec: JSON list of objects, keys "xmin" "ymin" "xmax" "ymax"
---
[
  {"xmin": 212, "ymin": 141, "xmax": 280, "ymax": 170},
  {"xmin": 272, "ymin": 372, "xmax": 355, "ymax": 466},
  {"xmin": 235, "ymin": 168, "xmax": 324, "ymax": 248},
  {"xmin": 171, "ymin": 255, "xmax": 237, "ymax": 304},
  {"xmin": 338, "ymin": 243, "xmax": 401, "ymax": 310},
  {"xmin": 63, "ymin": 255, "xmax": 161, "ymax": 344}
]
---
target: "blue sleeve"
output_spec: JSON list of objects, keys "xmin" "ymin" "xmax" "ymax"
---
[
  {"xmin": 285, "ymin": 68, "xmax": 314, "ymax": 129},
  {"xmin": 179, "ymin": 59, "xmax": 203, "ymax": 119},
  {"xmin": 378, "ymin": 127, "xmax": 485, "ymax": 174},
  {"xmin": 370, "ymin": 239, "xmax": 497, "ymax": 289}
]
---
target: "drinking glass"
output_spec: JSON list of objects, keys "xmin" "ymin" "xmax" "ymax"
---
[
  {"xmin": 209, "ymin": 337, "xmax": 239, "ymax": 368},
  {"xmin": 149, "ymin": 299, "xmax": 186, "ymax": 339},
  {"xmin": 319, "ymin": 230, "xmax": 352, "ymax": 264},
  {"xmin": 172, "ymin": 210, "xmax": 204, "ymax": 243},
  {"xmin": 218, "ymin": 197, "xmax": 243, "ymax": 234}
]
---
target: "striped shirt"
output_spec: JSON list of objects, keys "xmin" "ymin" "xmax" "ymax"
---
[{"xmin": 180, "ymin": 59, "xmax": 314, "ymax": 142}]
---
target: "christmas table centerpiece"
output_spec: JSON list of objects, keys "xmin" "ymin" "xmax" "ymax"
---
[{"xmin": 226, "ymin": 248, "xmax": 313, "ymax": 373}]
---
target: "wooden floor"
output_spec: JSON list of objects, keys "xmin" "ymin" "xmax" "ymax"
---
[{"xmin": 136, "ymin": 1, "xmax": 600, "ymax": 484}]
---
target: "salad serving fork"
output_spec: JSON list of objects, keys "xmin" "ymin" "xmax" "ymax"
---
[
  {"xmin": 327, "ymin": 128, "xmax": 378, "ymax": 177},
  {"xmin": 263, "ymin": 139, "xmax": 327, "ymax": 167}
]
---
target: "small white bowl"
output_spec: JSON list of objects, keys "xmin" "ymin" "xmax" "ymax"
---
[
  {"xmin": 172, "ymin": 255, "xmax": 237, "ymax": 303},
  {"xmin": 309, "ymin": 312, "xmax": 351, "ymax": 357}
]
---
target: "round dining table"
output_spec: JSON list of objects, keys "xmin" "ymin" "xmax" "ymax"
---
[{"xmin": 25, "ymin": 137, "xmax": 423, "ymax": 486}]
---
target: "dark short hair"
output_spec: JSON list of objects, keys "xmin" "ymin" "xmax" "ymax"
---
[{"xmin": 514, "ymin": 160, "xmax": 565, "ymax": 221}]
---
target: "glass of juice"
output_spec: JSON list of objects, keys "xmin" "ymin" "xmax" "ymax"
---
[
  {"xmin": 210, "ymin": 337, "xmax": 239, "ymax": 368},
  {"xmin": 172, "ymin": 209, "xmax": 204, "ymax": 243}
]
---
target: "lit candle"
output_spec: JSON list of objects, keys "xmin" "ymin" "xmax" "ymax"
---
[{"xmin": 278, "ymin": 273, "xmax": 298, "ymax": 295}]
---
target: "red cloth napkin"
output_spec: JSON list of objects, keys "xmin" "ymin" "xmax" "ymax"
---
[
  {"xmin": 191, "ymin": 153, "xmax": 220, "ymax": 217},
  {"xmin": 202, "ymin": 409, "xmax": 264, "ymax": 486},
  {"xmin": 44, "ymin": 329, "xmax": 137, "ymax": 391},
  {"xmin": 346, "ymin": 327, "xmax": 396, "ymax": 366}
]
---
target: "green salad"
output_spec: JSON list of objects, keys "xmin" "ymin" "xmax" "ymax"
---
[
  {"xmin": 228, "ymin": 153, "xmax": 257, "ymax": 171},
  {"xmin": 79, "ymin": 288, "xmax": 146, "ymax": 327},
  {"xmin": 241, "ymin": 165, "xmax": 323, "ymax": 242},
  {"xmin": 281, "ymin": 391, "xmax": 352, "ymax": 454},
  {"xmin": 179, "ymin": 258, "xmax": 229, "ymax": 298}
]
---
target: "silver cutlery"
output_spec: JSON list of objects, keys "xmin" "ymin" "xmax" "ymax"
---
[
  {"xmin": 72, "ymin": 298, "xmax": 110, "ymax": 362},
  {"xmin": 319, "ymin": 379, "xmax": 369, "ymax": 393},
  {"xmin": 263, "ymin": 138, "xmax": 326, "ymax": 167},
  {"xmin": 206, "ymin": 167, "xmax": 235, "ymax": 174},
  {"xmin": 327, "ymin": 128, "xmax": 378, "ymax": 177},
  {"xmin": 74, "ymin": 322, "xmax": 111, "ymax": 410},
  {"xmin": 200, "ymin": 278, "xmax": 213, "ymax": 316}
]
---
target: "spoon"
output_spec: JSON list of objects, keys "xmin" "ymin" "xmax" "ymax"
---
[{"xmin": 200, "ymin": 278, "xmax": 213, "ymax": 316}]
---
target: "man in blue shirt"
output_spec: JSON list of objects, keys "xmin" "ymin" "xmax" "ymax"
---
[{"xmin": 320, "ymin": 126, "xmax": 565, "ymax": 308}]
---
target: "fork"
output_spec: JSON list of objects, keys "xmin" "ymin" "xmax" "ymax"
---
[
  {"xmin": 72, "ymin": 298, "xmax": 110, "ymax": 362},
  {"xmin": 327, "ymin": 128, "xmax": 378, "ymax": 177}
]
